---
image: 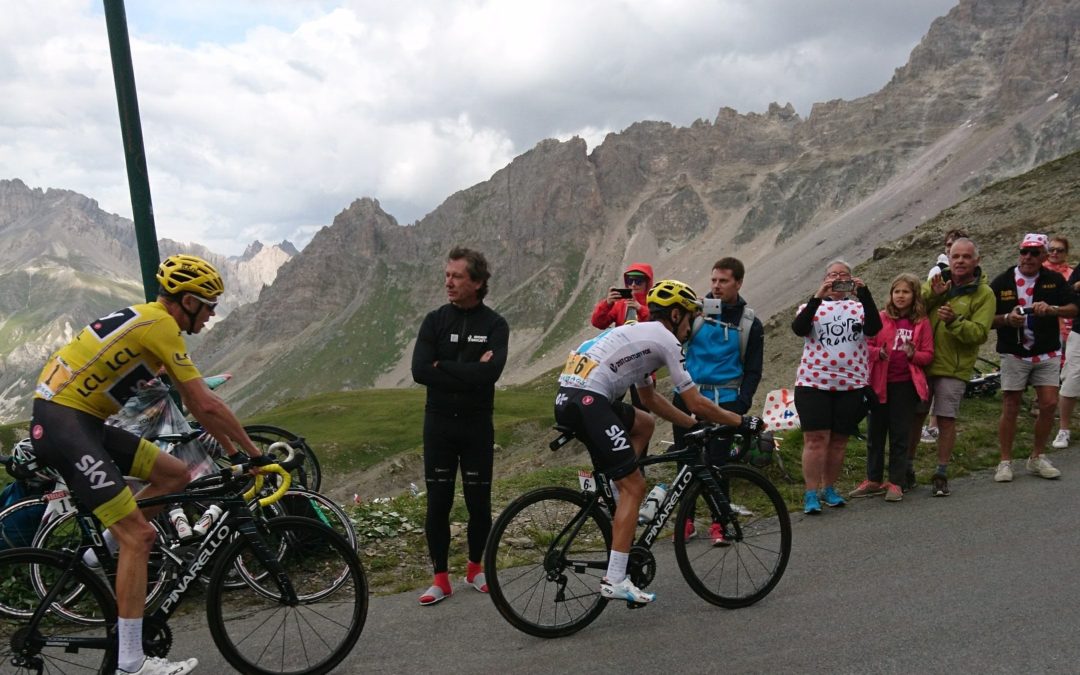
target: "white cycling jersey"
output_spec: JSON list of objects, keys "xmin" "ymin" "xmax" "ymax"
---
[{"xmin": 558, "ymin": 321, "xmax": 696, "ymax": 400}]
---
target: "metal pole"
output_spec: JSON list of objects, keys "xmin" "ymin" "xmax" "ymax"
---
[{"xmin": 103, "ymin": 0, "xmax": 160, "ymax": 302}]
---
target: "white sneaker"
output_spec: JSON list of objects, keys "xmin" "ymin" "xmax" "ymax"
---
[
  {"xmin": 117, "ymin": 656, "xmax": 198, "ymax": 675},
  {"xmin": 1052, "ymin": 429, "xmax": 1071, "ymax": 449},
  {"xmin": 994, "ymin": 461, "xmax": 1013, "ymax": 483},
  {"xmin": 1027, "ymin": 455, "xmax": 1062, "ymax": 479},
  {"xmin": 600, "ymin": 577, "xmax": 655, "ymax": 603},
  {"xmin": 920, "ymin": 426, "xmax": 939, "ymax": 444}
]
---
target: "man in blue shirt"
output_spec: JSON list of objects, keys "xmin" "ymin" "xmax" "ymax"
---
[{"xmin": 670, "ymin": 257, "xmax": 764, "ymax": 545}]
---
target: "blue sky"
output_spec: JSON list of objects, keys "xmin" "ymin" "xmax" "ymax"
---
[{"xmin": 3, "ymin": 0, "xmax": 958, "ymax": 255}]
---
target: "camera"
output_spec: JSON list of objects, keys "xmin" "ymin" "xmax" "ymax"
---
[
  {"xmin": 615, "ymin": 288, "xmax": 633, "ymax": 299},
  {"xmin": 699, "ymin": 297, "xmax": 723, "ymax": 316},
  {"xmin": 831, "ymin": 279, "xmax": 855, "ymax": 292}
]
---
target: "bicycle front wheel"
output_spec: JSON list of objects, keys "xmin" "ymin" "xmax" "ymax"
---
[
  {"xmin": 0, "ymin": 548, "xmax": 117, "ymax": 674},
  {"xmin": 674, "ymin": 464, "xmax": 791, "ymax": 608},
  {"xmin": 205, "ymin": 516, "xmax": 367, "ymax": 675},
  {"xmin": 484, "ymin": 486, "xmax": 611, "ymax": 638}
]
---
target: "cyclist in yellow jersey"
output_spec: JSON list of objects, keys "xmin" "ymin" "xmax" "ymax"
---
[{"xmin": 30, "ymin": 254, "xmax": 267, "ymax": 675}]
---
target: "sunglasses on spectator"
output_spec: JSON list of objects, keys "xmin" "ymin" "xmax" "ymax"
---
[
  {"xmin": 1049, "ymin": 246, "xmax": 1067, "ymax": 253},
  {"xmin": 1019, "ymin": 248, "xmax": 1044, "ymax": 257},
  {"xmin": 624, "ymin": 276, "xmax": 648, "ymax": 286},
  {"xmin": 188, "ymin": 294, "xmax": 219, "ymax": 311}
]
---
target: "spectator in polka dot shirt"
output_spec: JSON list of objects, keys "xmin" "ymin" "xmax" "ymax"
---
[
  {"xmin": 914, "ymin": 237, "xmax": 995, "ymax": 497},
  {"xmin": 791, "ymin": 259, "xmax": 882, "ymax": 515},
  {"xmin": 988, "ymin": 233, "xmax": 1078, "ymax": 484}
]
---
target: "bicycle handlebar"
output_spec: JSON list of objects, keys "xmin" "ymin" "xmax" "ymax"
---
[{"xmin": 240, "ymin": 442, "xmax": 296, "ymax": 508}]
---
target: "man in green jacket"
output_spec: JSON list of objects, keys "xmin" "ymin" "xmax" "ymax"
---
[{"xmin": 912, "ymin": 238, "xmax": 995, "ymax": 497}]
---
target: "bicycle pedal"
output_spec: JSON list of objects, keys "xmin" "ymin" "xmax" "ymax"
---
[{"xmin": 626, "ymin": 600, "xmax": 647, "ymax": 609}]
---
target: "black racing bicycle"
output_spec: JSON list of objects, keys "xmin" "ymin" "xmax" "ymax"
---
[
  {"xmin": 484, "ymin": 423, "xmax": 791, "ymax": 637},
  {"xmin": 0, "ymin": 447, "xmax": 367, "ymax": 675}
]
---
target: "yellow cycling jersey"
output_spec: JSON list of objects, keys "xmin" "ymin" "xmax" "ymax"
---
[{"xmin": 34, "ymin": 302, "xmax": 202, "ymax": 419}]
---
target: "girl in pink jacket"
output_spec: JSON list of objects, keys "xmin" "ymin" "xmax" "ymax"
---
[{"xmin": 850, "ymin": 273, "xmax": 934, "ymax": 502}]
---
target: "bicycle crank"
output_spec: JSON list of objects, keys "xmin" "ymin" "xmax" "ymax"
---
[
  {"xmin": 142, "ymin": 616, "xmax": 173, "ymax": 658},
  {"xmin": 627, "ymin": 545, "xmax": 656, "ymax": 589}
]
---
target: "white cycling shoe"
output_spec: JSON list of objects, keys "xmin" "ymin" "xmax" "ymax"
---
[
  {"xmin": 600, "ymin": 577, "xmax": 656, "ymax": 603},
  {"xmin": 117, "ymin": 655, "xmax": 198, "ymax": 675}
]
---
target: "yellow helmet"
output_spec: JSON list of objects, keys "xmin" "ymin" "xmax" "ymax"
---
[
  {"xmin": 156, "ymin": 254, "xmax": 225, "ymax": 299},
  {"xmin": 646, "ymin": 279, "xmax": 699, "ymax": 313}
]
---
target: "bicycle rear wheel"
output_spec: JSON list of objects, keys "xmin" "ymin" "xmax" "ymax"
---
[
  {"xmin": 31, "ymin": 510, "xmax": 174, "ymax": 625},
  {"xmin": 0, "ymin": 548, "xmax": 117, "ymax": 674},
  {"xmin": 484, "ymin": 486, "xmax": 611, "ymax": 638},
  {"xmin": 673, "ymin": 464, "xmax": 791, "ymax": 608},
  {"xmin": 205, "ymin": 516, "xmax": 367, "ymax": 675}
]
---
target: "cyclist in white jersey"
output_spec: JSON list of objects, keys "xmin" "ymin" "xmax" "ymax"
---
[{"xmin": 554, "ymin": 280, "xmax": 764, "ymax": 603}]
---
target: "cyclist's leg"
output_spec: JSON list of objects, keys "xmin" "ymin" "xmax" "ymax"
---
[
  {"xmin": 421, "ymin": 413, "xmax": 459, "ymax": 602},
  {"xmin": 557, "ymin": 390, "xmax": 652, "ymax": 601},
  {"xmin": 459, "ymin": 418, "xmax": 493, "ymax": 585}
]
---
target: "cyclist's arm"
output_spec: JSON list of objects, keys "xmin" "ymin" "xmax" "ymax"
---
[
  {"xmin": 411, "ymin": 314, "xmax": 473, "ymax": 391},
  {"xmin": 677, "ymin": 386, "xmax": 743, "ymax": 427},
  {"xmin": 435, "ymin": 316, "xmax": 509, "ymax": 386},
  {"xmin": 637, "ymin": 384, "xmax": 695, "ymax": 428},
  {"xmin": 174, "ymin": 376, "xmax": 262, "ymax": 458}
]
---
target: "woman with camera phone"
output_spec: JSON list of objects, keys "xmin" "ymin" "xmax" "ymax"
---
[{"xmin": 791, "ymin": 260, "xmax": 882, "ymax": 514}]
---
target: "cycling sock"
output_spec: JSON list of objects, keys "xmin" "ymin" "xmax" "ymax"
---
[
  {"xmin": 117, "ymin": 617, "xmax": 144, "ymax": 672},
  {"xmin": 466, "ymin": 560, "xmax": 483, "ymax": 583},
  {"xmin": 606, "ymin": 550, "xmax": 629, "ymax": 584},
  {"xmin": 432, "ymin": 572, "xmax": 451, "ymax": 594},
  {"xmin": 935, "ymin": 464, "xmax": 948, "ymax": 476}
]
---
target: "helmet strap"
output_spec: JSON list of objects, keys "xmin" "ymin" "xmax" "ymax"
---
[{"xmin": 178, "ymin": 294, "xmax": 200, "ymax": 335}]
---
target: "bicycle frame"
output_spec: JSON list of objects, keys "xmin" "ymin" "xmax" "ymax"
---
[{"xmin": 549, "ymin": 443, "xmax": 737, "ymax": 578}]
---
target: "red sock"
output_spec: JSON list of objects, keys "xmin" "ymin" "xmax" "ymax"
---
[
  {"xmin": 466, "ymin": 561, "xmax": 483, "ymax": 583},
  {"xmin": 433, "ymin": 572, "xmax": 451, "ymax": 594}
]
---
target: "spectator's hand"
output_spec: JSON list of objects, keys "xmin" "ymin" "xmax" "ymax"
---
[
  {"xmin": 1005, "ymin": 307, "xmax": 1025, "ymax": 328},
  {"xmin": 480, "ymin": 350, "xmax": 493, "ymax": 363},
  {"xmin": 814, "ymin": 279, "xmax": 832, "ymax": 299},
  {"xmin": 626, "ymin": 298, "xmax": 641, "ymax": 311},
  {"xmin": 853, "ymin": 277, "xmax": 866, "ymax": 290},
  {"xmin": 1031, "ymin": 301, "xmax": 1053, "ymax": 317},
  {"xmin": 938, "ymin": 303, "xmax": 957, "ymax": 324},
  {"xmin": 878, "ymin": 346, "xmax": 889, "ymax": 361},
  {"xmin": 901, "ymin": 341, "xmax": 915, "ymax": 358},
  {"xmin": 605, "ymin": 288, "xmax": 621, "ymax": 305},
  {"xmin": 930, "ymin": 275, "xmax": 951, "ymax": 296}
]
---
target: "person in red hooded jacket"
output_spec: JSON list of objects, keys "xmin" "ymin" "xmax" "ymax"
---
[{"xmin": 591, "ymin": 263, "xmax": 654, "ymax": 329}]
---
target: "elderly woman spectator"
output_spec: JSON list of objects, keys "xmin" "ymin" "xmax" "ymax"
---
[{"xmin": 792, "ymin": 260, "xmax": 882, "ymax": 514}]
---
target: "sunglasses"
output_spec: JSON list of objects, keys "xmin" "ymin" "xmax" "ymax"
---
[
  {"xmin": 1019, "ymin": 248, "xmax": 1044, "ymax": 257},
  {"xmin": 624, "ymin": 276, "xmax": 648, "ymax": 286},
  {"xmin": 1049, "ymin": 247, "xmax": 1067, "ymax": 253},
  {"xmin": 188, "ymin": 294, "xmax": 219, "ymax": 311}
]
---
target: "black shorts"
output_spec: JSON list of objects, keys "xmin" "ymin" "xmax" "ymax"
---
[
  {"xmin": 30, "ymin": 399, "xmax": 158, "ymax": 528},
  {"xmin": 793, "ymin": 386, "xmax": 867, "ymax": 436},
  {"xmin": 553, "ymin": 387, "xmax": 639, "ymax": 480}
]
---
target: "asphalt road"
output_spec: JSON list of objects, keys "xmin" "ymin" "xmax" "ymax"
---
[{"xmin": 169, "ymin": 446, "xmax": 1080, "ymax": 674}]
